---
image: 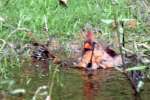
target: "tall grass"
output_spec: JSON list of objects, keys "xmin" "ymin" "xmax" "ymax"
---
[{"xmin": 0, "ymin": 0, "xmax": 140, "ymax": 37}]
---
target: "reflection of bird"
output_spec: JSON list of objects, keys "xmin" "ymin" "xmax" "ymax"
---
[
  {"xmin": 82, "ymin": 70, "xmax": 100, "ymax": 100},
  {"xmin": 84, "ymin": 81, "xmax": 94, "ymax": 100}
]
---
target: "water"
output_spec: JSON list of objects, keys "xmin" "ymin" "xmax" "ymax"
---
[
  {"xmin": 5, "ymin": 63, "xmax": 150, "ymax": 100},
  {"xmin": 59, "ymin": 68, "xmax": 133, "ymax": 100}
]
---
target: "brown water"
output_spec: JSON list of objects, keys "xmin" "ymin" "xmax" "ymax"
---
[{"xmin": 4, "ymin": 63, "xmax": 150, "ymax": 100}]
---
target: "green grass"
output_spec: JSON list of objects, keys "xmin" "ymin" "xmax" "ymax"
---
[
  {"xmin": 0, "ymin": 0, "xmax": 136, "ymax": 37},
  {"xmin": 0, "ymin": 0, "xmax": 149, "ymax": 42}
]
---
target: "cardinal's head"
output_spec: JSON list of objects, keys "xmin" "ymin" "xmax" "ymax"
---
[{"xmin": 86, "ymin": 31, "xmax": 94, "ymax": 42}]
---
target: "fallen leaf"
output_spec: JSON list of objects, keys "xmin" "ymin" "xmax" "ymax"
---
[
  {"xmin": 126, "ymin": 19, "xmax": 137, "ymax": 29},
  {"xmin": 26, "ymin": 32, "xmax": 32, "ymax": 37}
]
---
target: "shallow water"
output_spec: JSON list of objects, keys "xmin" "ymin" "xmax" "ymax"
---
[
  {"xmin": 5, "ymin": 62, "xmax": 150, "ymax": 100},
  {"xmin": 59, "ymin": 68, "xmax": 133, "ymax": 100}
]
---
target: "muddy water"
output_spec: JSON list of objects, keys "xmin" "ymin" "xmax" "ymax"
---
[
  {"xmin": 5, "ymin": 63, "xmax": 150, "ymax": 100},
  {"xmin": 59, "ymin": 68, "xmax": 133, "ymax": 100}
]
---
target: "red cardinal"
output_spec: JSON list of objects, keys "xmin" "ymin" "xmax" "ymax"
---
[
  {"xmin": 83, "ymin": 31, "xmax": 95, "ymax": 54},
  {"xmin": 76, "ymin": 31, "xmax": 123, "ymax": 69}
]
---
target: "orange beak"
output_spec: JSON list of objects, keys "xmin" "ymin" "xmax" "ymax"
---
[{"xmin": 84, "ymin": 42, "xmax": 92, "ymax": 49}]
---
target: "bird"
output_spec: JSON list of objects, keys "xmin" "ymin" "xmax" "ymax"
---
[{"xmin": 77, "ymin": 31, "xmax": 123, "ymax": 70}]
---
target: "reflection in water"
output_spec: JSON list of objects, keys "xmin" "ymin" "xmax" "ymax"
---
[
  {"xmin": 81, "ymin": 69, "xmax": 143, "ymax": 100},
  {"xmin": 6, "ymin": 64, "xmax": 150, "ymax": 100},
  {"xmin": 31, "ymin": 59, "xmax": 49, "ymax": 73},
  {"xmin": 81, "ymin": 69, "xmax": 112, "ymax": 100}
]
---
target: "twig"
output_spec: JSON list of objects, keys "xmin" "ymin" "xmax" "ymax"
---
[
  {"xmin": 142, "ymin": 0, "xmax": 150, "ymax": 13},
  {"xmin": 114, "ymin": 18, "xmax": 138, "ymax": 94},
  {"xmin": 137, "ymin": 43, "xmax": 150, "ymax": 50},
  {"xmin": 44, "ymin": 15, "xmax": 49, "ymax": 33},
  {"xmin": 114, "ymin": 19, "xmax": 126, "ymax": 70},
  {"xmin": 122, "ymin": 47, "xmax": 134, "ymax": 54},
  {"xmin": 47, "ymin": 65, "xmax": 59, "ymax": 99},
  {"xmin": 32, "ymin": 85, "xmax": 48, "ymax": 100},
  {"xmin": 133, "ymin": 41, "xmax": 139, "ymax": 53},
  {"xmin": 0, "ymin": 39, "xmax": 6, "ymax": 53}
]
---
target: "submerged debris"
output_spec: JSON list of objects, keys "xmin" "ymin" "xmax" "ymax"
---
[
  {"xmin": 126, "ymin": 65, "xmax": 148, "ymax": 93},
  {"xmin": 125, "ymin": 70, "xmax": 145, "ymax": 93}
]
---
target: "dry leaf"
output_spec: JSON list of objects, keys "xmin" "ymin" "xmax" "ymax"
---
[
  {"xmin": 126, "ymin": 19, "xmax": 137, "ymax": 29},
  {"xmin": 26, "ymin": 32, "xmax": 32, "ymax": 37},
  {"xmin": 53, "ymin": 57, "xmax": 61, "ymax": 64}
]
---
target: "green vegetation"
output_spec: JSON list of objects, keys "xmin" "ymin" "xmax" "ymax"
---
[{"xmin": 0, "ymin": 0, "xmax": 150, "ymax": 99}]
